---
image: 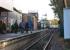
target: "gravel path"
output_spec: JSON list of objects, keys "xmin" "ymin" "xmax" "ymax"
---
[{"xmin": 51, "ymin": 31, "xmax": 64, "ymax": 50}]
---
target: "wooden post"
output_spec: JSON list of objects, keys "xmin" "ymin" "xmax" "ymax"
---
[{"xmin": 64, "ymin": 0, "xmax": 68, "ymax": 8}]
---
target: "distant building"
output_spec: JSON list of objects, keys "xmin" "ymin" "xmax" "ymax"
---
[
  {"xmin": 28, "ymin": 12, "xmax": 38, "ymax": 30},
  {"xmin": 22, "ymin": 13, "xmax": 28, "ymax": 23},
  {"xmin": 40, "ymin": 19, "xmax": 49, "ymax": 29},
  {"xmin": 0, "ymin": 0, "xmax": 13, "ymax": 26},
  {"xmin": 0, "ymin": 0, "xmax": 14, "ymax": 31},
  {"xmin": 22, "ymin": 12, "xmax": 39, "ymax": 30},
  {"xmin": 11, "ymin": 8, "xmax": 22, "ymax": 25},
  {"xmin": 2, "ymin": 7, "xmax": 22, "ymax": 26},
  {"xmin": 0, "ymin": 1, "xmax": 22, "ymax": 31},
  {"xmin": 0, "ymin": 7, "xmax": 11, "ymax": 24}
]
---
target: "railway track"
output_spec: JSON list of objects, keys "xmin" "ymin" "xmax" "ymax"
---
[
  {"xmin": 24, "ymin": 29, "xmax": 54, "ymax": 50},
  {"xmin": 0, "ymin": 29, "xmax": 47, "ymax": 50},
  {"xmin": 0, "ymin": 29, "xmax": 55, "ymax": 50},
  {"xmin": 18, "ymin": 30, "xmax": 48, "ymax": 50}
]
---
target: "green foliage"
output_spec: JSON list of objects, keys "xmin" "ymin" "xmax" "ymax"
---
[
  {"xmin": 50, "ymin": 0, "xmax": 64, "ymax": 37},
  {"xmin": 51, "ymin": 19, "xmax": 59, "ymax": 25},
  {"xmin": 49, "ymin": 0, "xmax": 64, "ymax": 17}
]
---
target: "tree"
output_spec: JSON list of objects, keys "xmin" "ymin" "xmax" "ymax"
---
[
  {"xmin": 49, "ymin": 0, "xmax": 65, "ymax": 37},
  {"xmin": 51, "ymin": 19, "xmax": 59, "ymax": 25}
]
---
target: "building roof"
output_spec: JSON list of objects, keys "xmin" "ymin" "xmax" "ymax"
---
[
  {"xmin": 28, "ymin": 12, "xmax": 38, "ymax": 16},
  {"xmin": 22, "ymin": 13, "xmax": 28, "ymax": 16},
  {"xmin": 13, "ymin": 7, "xmax": 22, "ymax": 14},
  {"xmin": 0, "ymin": 7, "xmax": 12, "ymax": 12}
]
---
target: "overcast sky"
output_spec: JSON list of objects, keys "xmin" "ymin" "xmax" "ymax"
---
[{"xmin": 13, "ymin": 0, "xmax": 54, "ymax": 20}]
